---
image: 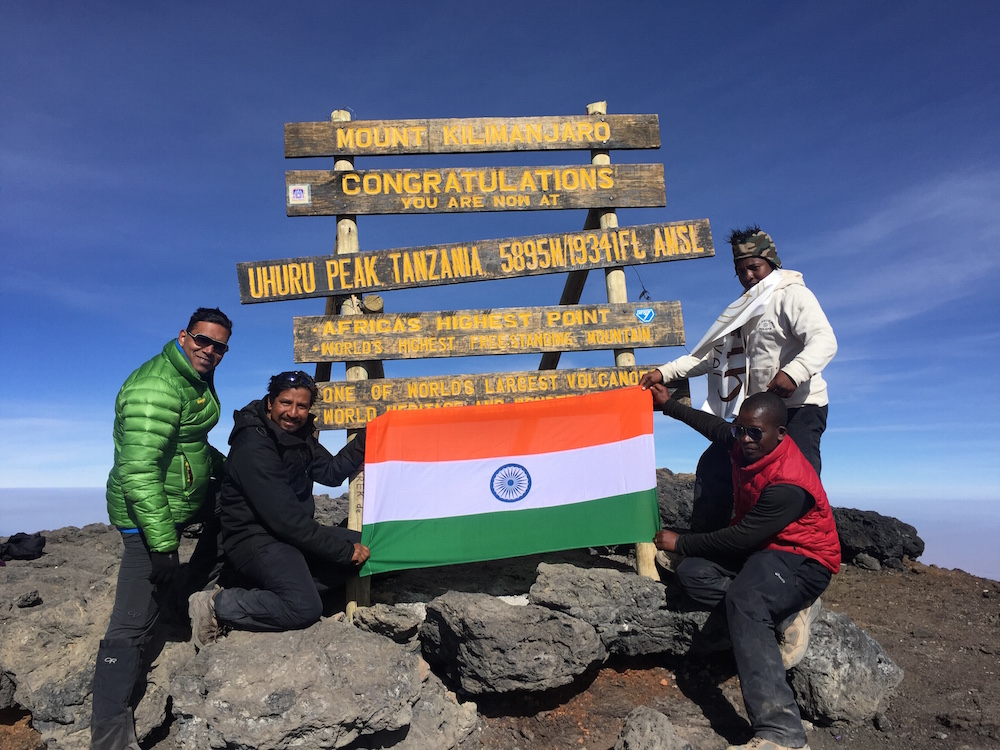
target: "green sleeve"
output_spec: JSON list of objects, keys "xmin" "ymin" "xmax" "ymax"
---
[{"xmin": 117, "ymin": 380, "xmax": 182, "ymax": 552}]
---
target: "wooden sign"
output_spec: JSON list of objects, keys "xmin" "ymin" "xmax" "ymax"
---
[
  {"xmin": 295, "ymin": 301, "xmax": 683, "ymax": 363},
  {"xmin": 313, "ymin": 366, "xmax": 666, "ymax": 430},
  {"xmin": 238, "ymin": 220, "xmax": 713, "ymax": 303},
  {"xmin": 285, "ymin": 114, "xmax": 660, "ymax": 157},
  {"xmin": 285, "ymin": 164, "xmax": 665, "ymax": 216}
]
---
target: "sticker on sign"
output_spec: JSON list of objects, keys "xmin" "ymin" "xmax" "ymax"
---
[{"xmin": 287, "ymin": 184, "xmax": 311, "ymax": 205}]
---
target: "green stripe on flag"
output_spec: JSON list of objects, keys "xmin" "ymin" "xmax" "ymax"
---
[{"xmin": 359, "ymin": 489, "xmax": 660, "ymax": 576}]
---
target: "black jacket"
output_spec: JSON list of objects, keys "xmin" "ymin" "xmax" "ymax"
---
[{"xmin": 219, "ymin": 398, "xmax": 365, "ymax": 568}]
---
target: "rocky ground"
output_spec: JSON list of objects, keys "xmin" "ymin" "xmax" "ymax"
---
[
  {"xmin": 469, "ymin": 560, "xmax": 1000, "ymax": 750},
  {"xmin": 2, "ymin": 473, "xmax": 998, "ymax": 750}
]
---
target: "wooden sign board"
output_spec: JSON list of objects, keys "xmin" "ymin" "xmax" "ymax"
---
[
  {"xmin": 238, "ymin": 220, "xmax": 713, "ymax": 304},
  {"xmin": 294, "ymin": 301, "xmax": 683, "ymax": 363},
  {"xmin": 285, "ymin": 114, "xmax": 660, "ymax": 157},
  {"xmin": 285, "ymin": 164, "xmax": 665, "ymax": 216},
  {"xmin": 313, "ymin": 366, "xmax": 687, "ymax": 430}
]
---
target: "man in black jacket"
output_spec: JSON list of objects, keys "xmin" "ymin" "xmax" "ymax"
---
[{"xmin": 188, "ymin": 371, "xmax": 368, "ymax": 646}]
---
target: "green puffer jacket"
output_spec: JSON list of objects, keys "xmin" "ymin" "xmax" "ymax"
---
[{"xmin": 105, "ymin": 340, "xmax": 224, "ymax": 552}]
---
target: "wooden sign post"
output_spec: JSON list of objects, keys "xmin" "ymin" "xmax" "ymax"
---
[{"xmin": 243, "ymin": 103, "xmax": 714, "ymax": 613}]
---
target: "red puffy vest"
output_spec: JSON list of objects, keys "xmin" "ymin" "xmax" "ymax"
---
[{"xmin": 730, "ymin": 436, "xmax": 841, "ymax": 573}]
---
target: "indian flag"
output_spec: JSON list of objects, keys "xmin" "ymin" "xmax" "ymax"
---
[{"xmin": 360, "ymin": 386, "xmax": 659, "ymax": 576}]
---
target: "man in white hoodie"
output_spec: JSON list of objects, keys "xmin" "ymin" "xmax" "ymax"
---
[{"xmin": 640, "ymin": 226, "xmax": 837, "ymax": 533}]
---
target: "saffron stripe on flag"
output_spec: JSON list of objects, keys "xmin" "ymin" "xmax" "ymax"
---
[{"xmin": 366, "ymin": 386, "xmax": 653, "ymax": 463}]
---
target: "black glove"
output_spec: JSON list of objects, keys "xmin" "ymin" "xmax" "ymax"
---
[{"xmin": 149, "ymin": 551, "xmax": 180, "ymax": 584}]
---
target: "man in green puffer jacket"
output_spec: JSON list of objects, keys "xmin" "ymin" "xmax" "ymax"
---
[{"xmin": 91, "ymin": 307, "xmax": 232, "ymax": 750}]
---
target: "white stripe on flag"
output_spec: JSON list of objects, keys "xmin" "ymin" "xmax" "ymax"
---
[{"xmin": 363, "ymin": 433, "xmax": 655, "ymax": 525}]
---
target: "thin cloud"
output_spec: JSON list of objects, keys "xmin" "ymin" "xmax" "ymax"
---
[{"xmin": 806, "ymin": 169, "xmax": 1000, "ymax": 329}]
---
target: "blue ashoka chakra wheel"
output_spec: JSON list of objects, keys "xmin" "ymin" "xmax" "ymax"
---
[{"xmin": 490, "ymin": 463, "xmax": 531, "ymax": 503}]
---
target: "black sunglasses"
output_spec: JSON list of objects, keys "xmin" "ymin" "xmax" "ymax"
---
[
  {"xmin": 276, "ymin": 370, "xmax": 316, "ymax": 387},
  {"xmin": 730, "ymin": 424, "xmax": 764, "ymax": 442},
  {"xmin": 186, "ymin": 330, "xmax": 229, "ymax": 354}
]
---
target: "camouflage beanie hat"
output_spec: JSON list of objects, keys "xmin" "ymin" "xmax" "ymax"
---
[{"xmin": 732, "ymin": 230, "xmax": 782, "ymax": 269}]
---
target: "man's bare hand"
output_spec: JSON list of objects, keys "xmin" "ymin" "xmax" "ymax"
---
[
  {"xmin": 351, "ymin": 543, "xmax": 371, "ymax": 565},
  {"xmin": 766, "ymin": 371, "xmax": 798, "ymax": 398},
  {"xmin": 639, "ymin": 369, "xmax": 664, "ymax": 390},
  {"xmin": 653, "ymin": 529, "xmax": 679, "ymax": 552},
  {"xmin": 648, "ymin": 383, "xmax": 671, "ymax": 408}
]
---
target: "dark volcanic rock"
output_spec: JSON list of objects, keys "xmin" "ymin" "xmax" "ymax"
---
[
  {"xmin": 656, "ymin": 468, "xmax": 695, "ymax": 532},
  {"xmin": 420, "ymin": 591, "xmax": 607, "ymax": 695},
  {"xmin": 528, "ymin": 563, "xmax": 722, "ymax": 657},
  {"xmin": 834, "ymin": 507, "xmax": 925, "ymax": 566}
]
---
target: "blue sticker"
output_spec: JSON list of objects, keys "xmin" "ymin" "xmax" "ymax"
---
[
  {"xmin": 635, "ymin": 308, "xmax": 655, "ymax": 324},
  {"xmin": 490, "ymin": 463, "xmax": 532, "ymax": 503}
]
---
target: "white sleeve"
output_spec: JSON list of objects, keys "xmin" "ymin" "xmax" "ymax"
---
[
  {"xmin": 657, "ymin": 352, "xmax": 711, "ymax": 382},
  {"xmin": 778, "ymin": 286, "xmax": 838, "ymax": 387}
]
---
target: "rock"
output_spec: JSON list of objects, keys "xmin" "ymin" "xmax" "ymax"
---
[
  {"xmin": 656, "ymin": 468, "xmax": 695, "ymax": 532},
  {"xmin": 170, "ymin": 621, "xmax": 428, "ymax": 749},
  {"xmin": 15, "ymin": 591, "xmax": 42, "ymax": 608},
  {"xmin": 790, "ymin": 609, "xmax": 904, "ymax": 724},
  {"xmin": 834, "ymin": 507, "xmax": 925, "ymax": 567},
  {"xmin": 354, "ymin": 602, "xmax": 426, "ymax": 649},
  {"xmin": 393, "ymin": 670, "xmax": 480, "ymax": 750},
  {"xmin": 0, "ymin": 524, "xmax": 124, "ymax": 749},
  {"xmin": 853, "ymin": 553, "xmax": 882, "ymax": 571},
  {"xmin": 1, "ymin": 669, "xmax": 16, "ymax": 709},
  {"xmin": 529, "ymin": 563, "xmax": 723, "ymax": 657},
  {"xmin": 313, "ymin": 492, "xmax": 350, "ymax": 527},
  {"xmin": 613, "ymin": 705, "xmax": 694, "ymax": 750},
  {"xmin": 420, "ymin": 591, "xmax": 607, "ymax": 694}
]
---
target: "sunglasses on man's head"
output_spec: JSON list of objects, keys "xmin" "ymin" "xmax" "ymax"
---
[
  {"xmin": 730, "ymin": 424, "xmax": 764, "ymax": 442},
  {"xmin": 277, "ymin": 370, "xmax": 316, "ymax": 386},
  {"xmin": 186, "ymin": 330, "xmax": 229, "ymax": 354}
]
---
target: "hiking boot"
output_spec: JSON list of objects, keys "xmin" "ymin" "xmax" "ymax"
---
[
  {"xmin": 188, "ymin": 585, "xmax": 222, "ymax": 650},
  {"xmin": 727, "ymin": 737, "xmax": 811, "ymax": 750},
  {"xmin": 779, "ymin": 598, "xmax": 822, "ymax": 669},
  {"xmin": 655, "ymin": 549, "xmax": 684, "ymax": 573}
]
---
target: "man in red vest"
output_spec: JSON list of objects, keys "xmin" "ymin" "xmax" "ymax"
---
[{"xmin": 646, "ymin": 387, "xmax": 839, "ymax": 750}]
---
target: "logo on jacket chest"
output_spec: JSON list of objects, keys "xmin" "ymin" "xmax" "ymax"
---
[{"xmin": 755, "ymin": 320, "xmax": 776, "ymax": 333}]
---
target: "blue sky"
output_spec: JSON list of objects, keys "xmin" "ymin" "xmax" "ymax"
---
[{"xmin": 2, "ymin": 2, "xmax": 999, "ymax": 561}]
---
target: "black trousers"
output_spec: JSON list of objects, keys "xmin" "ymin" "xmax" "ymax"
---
[
  {"xmin": 215, "ymin": 533, "xmax": 360, "ymax": 632},
  {"xmin": 676, "ymin": 550, "xmax": 831, "ymax": 747},
  {"xmin": 91, "ymin": 513, "xmax": 219, "ymax": 749}
]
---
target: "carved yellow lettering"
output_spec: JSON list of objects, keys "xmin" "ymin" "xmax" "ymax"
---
[
  {"xmin": 689, "ymin": 224, "xmax": 705, "ymax": 253},
  {"xmin": 336, "ymin": 129, "xmax": 353, "ymax": 149},
  {"xmin": 401, "ymin": 253, "xmax": 415, "ymax": 284},
  {"xmin": 342, "ymin": 173, "xmax": 360, "ymax": 195},
  {"xmin": 488, "ymin": 124, "xmax": 506, "ymax": 143}
]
